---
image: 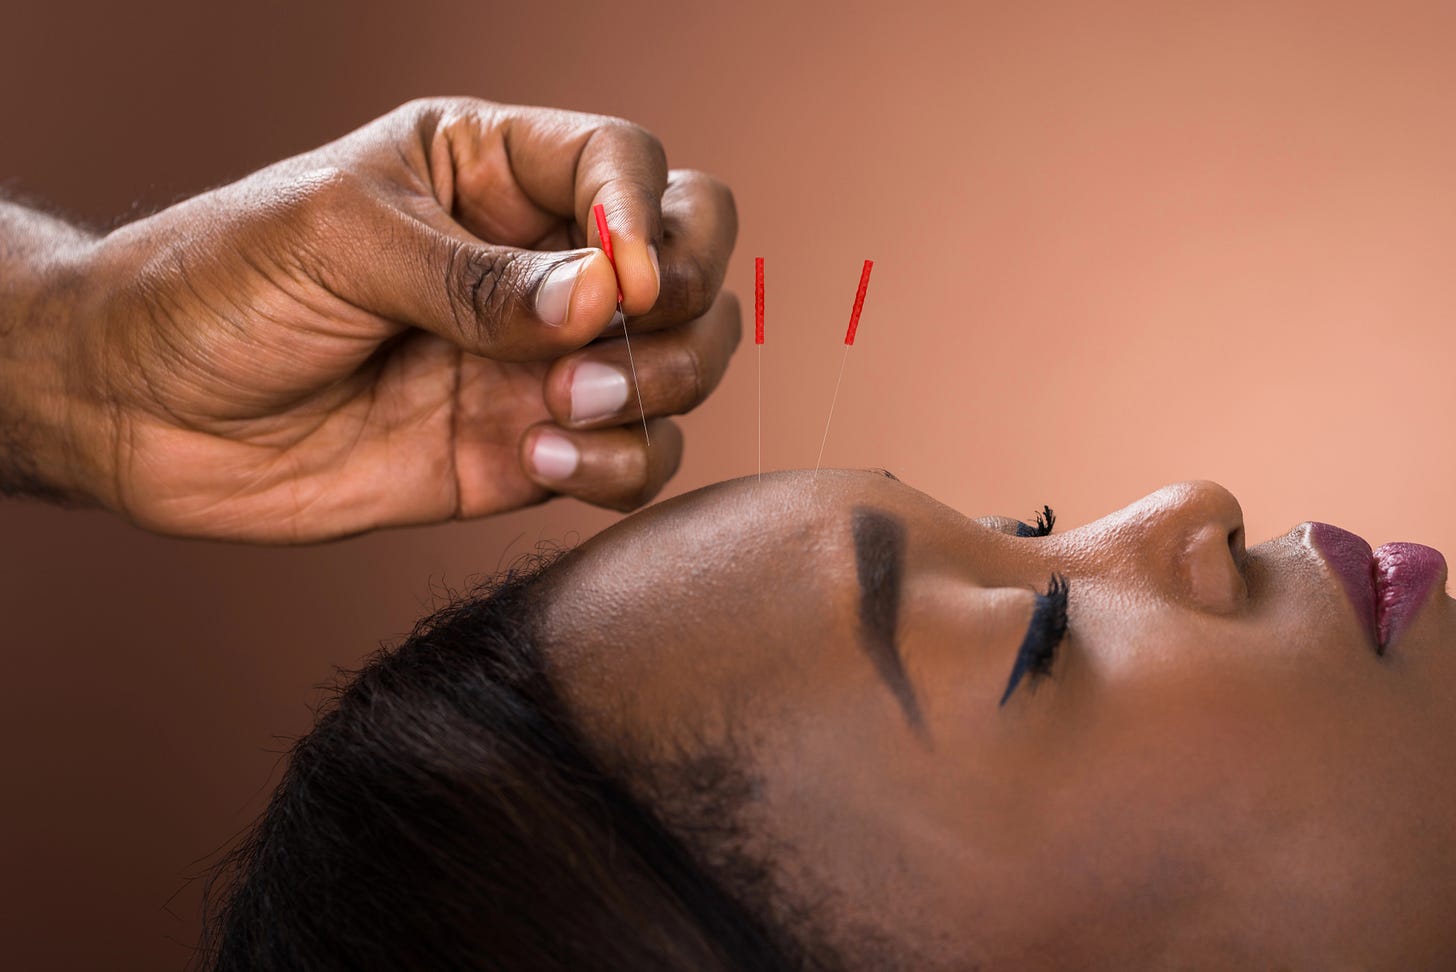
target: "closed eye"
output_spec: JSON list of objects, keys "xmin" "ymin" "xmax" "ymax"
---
[
  {"xmin": 999, "ymin": 574, "xmax": 1071, "ymax": 707},
  {"xmin": 975, "ymin": 506, "xmax": 1057, "ymax": 538},
  {"xmin": 1015, "ymin": 506, "xmax": 1056, "ymax": 537}
]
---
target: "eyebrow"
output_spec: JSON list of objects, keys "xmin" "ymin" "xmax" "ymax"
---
[{"xmin": 850, "ymin": 507, "xmax": 924, "ymax": 732}]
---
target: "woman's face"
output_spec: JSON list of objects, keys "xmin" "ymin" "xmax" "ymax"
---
[{"xmin": 541, "ymin": 471, "xmax": 1456, "ymax": 967}]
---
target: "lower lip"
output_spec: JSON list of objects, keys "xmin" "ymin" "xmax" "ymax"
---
[
  {"xmin": 1373, "ymin": 543, "xmax": 1447, "ymax": 649},
  {"xmin": 1308, "ymin": 524, "xmax": 1447, "ymax": 652}
]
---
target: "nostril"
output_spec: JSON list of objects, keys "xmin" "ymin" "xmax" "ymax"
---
[{"xmin": 1185, "ymin": 523, "xmax": 1249, "ymax": 613}]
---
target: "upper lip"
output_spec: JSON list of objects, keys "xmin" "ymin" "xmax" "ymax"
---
[
  {"xmin": 1306, "ymin": 522, "xmax": 1448, "ymax": 653},
  {"xmin": 1307, "ymin": 523, "xmax": 1378, "ymax": 649}
]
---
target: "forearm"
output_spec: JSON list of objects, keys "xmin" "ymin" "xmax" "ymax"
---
[{"xmin": 0, "ymin": 200, "xmax": 107, "ymax": 503}]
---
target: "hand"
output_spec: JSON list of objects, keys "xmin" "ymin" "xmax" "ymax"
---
[{"xmin": 58, "ymin": 98, "xmax": 739, "ymax": 541}]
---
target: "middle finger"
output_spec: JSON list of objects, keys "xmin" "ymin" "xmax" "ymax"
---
[
  {"xmin": 543, "ymin": 290, "xmax": 742, "ymax": 429},
  {"xmin": 620, "ymin": 169, "xmax": 738, "ymax": 334}
]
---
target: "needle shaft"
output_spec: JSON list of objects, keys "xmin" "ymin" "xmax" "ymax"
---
[
  {"xmin": 756, "ymin": 343, "xmax": 762, "ymax": 482},
  {"xmin": 616, "ymin": 304, "xmax": 650, "ymax": 444},
  {"xmin": 813, "ymin": 344, "xmax": 852, "ymax": 474}
]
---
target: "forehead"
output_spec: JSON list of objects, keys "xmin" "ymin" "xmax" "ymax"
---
[
  {"xmin": 535, "ymin": 471, "xmax": 934, "ymax": 741},
  {"xmin": 557, "ymin": 471, "xmax": 896, "ymax": 591},
  {"xmin": 541, "ymin": 471, "xmax": 868, "ymax": 646}
]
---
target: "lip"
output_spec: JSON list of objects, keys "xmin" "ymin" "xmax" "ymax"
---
[{"xmin": 1307, "ymin": 523, "xmax": 1447, "ymax": 653}]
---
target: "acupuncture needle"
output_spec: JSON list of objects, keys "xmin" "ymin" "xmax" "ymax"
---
[
  {"xmin": 755, "ymin": 256, "xmax": 764, "ymax": 483},
  {"xmin": 814, "ymin": 259, "xmax": 875, "ymax": 474},
  {"xmin": 591, "ymin": 203, "xmax": 650, "ymax": 444}
]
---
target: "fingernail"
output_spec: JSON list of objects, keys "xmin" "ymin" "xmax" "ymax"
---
[
  {"xmin": 535, "ymin": 256, "xmax": 589, "ymax": 327},
  {"xmin": 570, "ymin": 361, "xmax": 630, "ymax": 422},
  {"xmin": 530, "ymin": 431, "xmax": 580, "ymax": 481},
  {"xmin": 647, "ymin": 244, "xmax": 661, "ymax": 291}
]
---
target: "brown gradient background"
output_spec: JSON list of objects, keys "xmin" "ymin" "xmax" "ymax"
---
[{"xmin": 3, "ymin": 1, "xmax": 1455, "ymax": 967}]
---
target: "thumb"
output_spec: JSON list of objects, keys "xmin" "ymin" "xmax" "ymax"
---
[{"xmin": 332, "ymin": 218, "xmax": 623, "ymax": 361}]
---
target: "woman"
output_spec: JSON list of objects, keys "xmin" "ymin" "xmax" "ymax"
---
[{"xmin": 203, "ymin": 468, "xmax": 1456, "ymax": 969}]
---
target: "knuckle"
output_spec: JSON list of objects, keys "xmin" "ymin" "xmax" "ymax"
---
[
  {"xmin": 633, "ymin": 125, "xmax": 668, "ymax": 167},
  {"xmin": 597, "ymin": 120, "xmax": 667, "ymax": 182},
  {"xmin": 725, "ymin": 321, "xmax": 743, "ymax": 358},
  {"xmin": 677, "ymin": 344, "xmax": 709, "ymax": 410},
  {"xmin": 717, "ymin": 290, "xmax": 744, "ymax": 337},
  {"xmin": 688, "ymin": 168, "xmax": 731, "ymax": 195},
  {"xmin": 418, "ymin": 95, "xmax": 498, "ymax": 130},
  {"xmin": 444, "ymin": 241, "xmax": 509, "ymax": 344},
  {"xmin": 675, "ymin": 249, "xmax": 716, "ymax": 317},
  {"xmin": 621, "ymin": 459, "xmax": 662, "ymax": 510},
  {"xmin": 261, "ymin": 167, "xmax": 370, "ymax": 278},
  {"xmin": 296, "ymin": 166, "xmax": 365, "ymax": 210},
  {"xmin": 607, "ymin": 117, "xmax": 662, "ymax": 151},
  {"xmin": 399, "ymin": 95, "xmax": 459, "ymax": 116},
  {"xmin": 603, "ymin": 435, "xmax": 662, "ymax": 511},
  {"xmin": 387, "ymin": 98, "xmax": 450, "ymax": 143},
  {"xmin": 391, "ymin": 97, "xmax": 439, "ymax": 121},
  {"xmin": 276, "ymin": 166, "xmax": 367, "ymax": 238},
  {"xmin": 673, "ymin": 169, "xmax": 736, "ymax": 212}
]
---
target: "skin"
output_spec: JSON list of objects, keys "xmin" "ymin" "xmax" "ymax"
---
[
  {"xmin": 0, "ymin": 98, "xmax": 739, "ymax": 541},
  {"xmin": 543, "ymin": 469, "xmax": 1456, "ymax": 969}
]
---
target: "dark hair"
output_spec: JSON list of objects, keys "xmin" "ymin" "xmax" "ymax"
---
[{"xmin": 200, "ymin": 553, "xmax": 838, "ymax": 971}]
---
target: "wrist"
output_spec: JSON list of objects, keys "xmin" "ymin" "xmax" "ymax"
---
[{"xmin": 0, "ymin": 218, "xmax": 117, "ymax": 507}]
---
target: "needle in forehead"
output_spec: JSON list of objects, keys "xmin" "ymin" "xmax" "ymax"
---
[
  {"xmin": 814, "ymin": 259, "xmax": 875, "ymax": 474},
  {"xmin": 592, "ymin": 203, "xmax": 650, "ymax": 445},
  {"xmin": 755, "ymin": 256, "xmax": 764, "ymax": 483}
]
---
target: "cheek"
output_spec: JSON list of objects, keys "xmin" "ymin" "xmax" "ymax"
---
[
  {"xmin": 1042, "ymin": 644, "xmax": 1456, "ymax": 893},
  {"xmin": 1055, "ymin": 573, "xmax": 1346, "ymax": 696},
  {"xmin": 746, "ymin": 694, "xmax": 1042, "ymax": 956}
]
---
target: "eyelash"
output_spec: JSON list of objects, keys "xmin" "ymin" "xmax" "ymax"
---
[
  {"xmin": 998, "ymin": 573, "xmax": 1071, "ymax": 707},
  {"xmin": 1014, "ymin": 505, "xmax": 1056, "ymax": 537}
]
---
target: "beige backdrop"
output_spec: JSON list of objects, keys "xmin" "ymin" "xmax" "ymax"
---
[{"xmin": 4, "ymin": 1, "xmax": 1455, "ymax": 967}]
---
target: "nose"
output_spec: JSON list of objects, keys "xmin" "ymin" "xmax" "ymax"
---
[{"xmin": 1090, "ymin": 481, "xmax": 1249, "ymax": 613}]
